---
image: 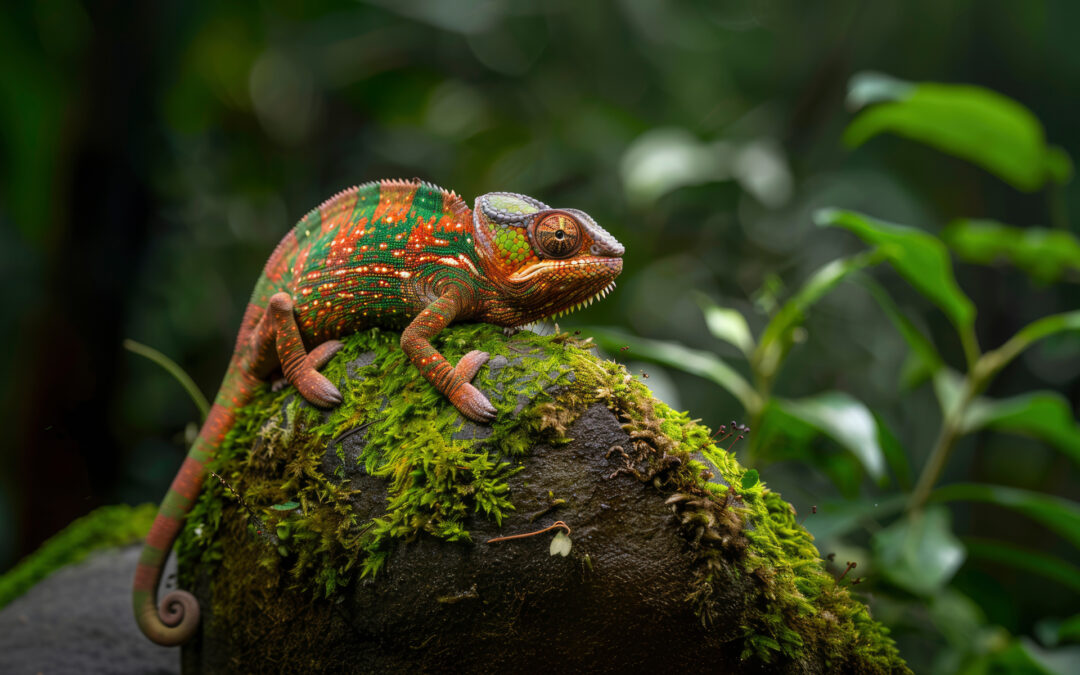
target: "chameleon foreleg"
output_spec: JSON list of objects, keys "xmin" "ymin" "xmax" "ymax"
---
[{"xmin": 401, "ymin": 285, "xmax": 496, "ymax": 422}]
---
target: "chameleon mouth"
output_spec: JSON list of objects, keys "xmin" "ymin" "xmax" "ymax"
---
[
  {"xmin": 511, "ymin": 256, "xmax": 623, "ymax": 282},
  {"xmin": 550, "ymin": 280, "xmax": 617, "ymax": 319}
]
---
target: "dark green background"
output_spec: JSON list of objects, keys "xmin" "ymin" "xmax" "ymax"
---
[{"xmin": 2, "ymin": 1, "xmax": 1077, "ymax": 672}]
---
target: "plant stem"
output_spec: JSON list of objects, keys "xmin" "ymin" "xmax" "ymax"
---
[
  {"xmin": 908, "ymin": 364, "xmax": 995, "ymax": 511},
  {"xmin": 123, "ymin": 338, "xmax": 210, "ymax": 420},
  {"xmin": 959, "ymin": 324, "xmax": 981, "ymax": 373},
  {"xmin": 907, "ymin": 418, "xmax": 961, "ymax": 512}
]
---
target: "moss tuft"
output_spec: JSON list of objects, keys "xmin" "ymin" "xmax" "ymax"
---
[
  {"xmin": 177, "ymin": 324, "xmax": 908, "ymax": 672},
  {"xmin": 0, "ymin": 503, "xmax": 157, "ymax": 609}
]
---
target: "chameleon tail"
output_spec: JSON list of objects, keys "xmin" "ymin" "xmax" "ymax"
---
[
  {"xmin": 132, "ymin": 452, "xmax": 205, "ymax": 646},
  {"xmin": 133, "ymin": 361, "xmax": 256, "ymax": 646}
]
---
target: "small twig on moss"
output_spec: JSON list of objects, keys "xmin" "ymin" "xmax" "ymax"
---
[
  {"xmin": 528, "ymin": 493, "xmax": 567, "ymax": 523},
  {"xmin": 486, "ymin": 520, "xmax": 571, "ymax": 544},
  {"xmin": 838, "ymin": 561, "xmax": 857, "ymax": 581},
  {"xmin": 209, "ymin": 470, "xmax": 274, "ymax": 542},
  {"xmin": 332, "ymin": 420, "xmax": 376, "ymax": 445}
]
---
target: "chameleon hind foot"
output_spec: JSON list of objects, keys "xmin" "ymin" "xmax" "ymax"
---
[
  {"xmin": 293, "ymin": 369, "xmax": 343, "ymax": 408},
  {"xmin": 270, "ymin": 340, "xmax": 344, "ymax": 393},
  {"xmin": 268, "ymin": 292, "xmax": 343, "ymax": 408}
]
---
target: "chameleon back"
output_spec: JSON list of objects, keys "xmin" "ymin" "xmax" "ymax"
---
[{"xmin": 248, "ymin": 179, "xmax": 481, "ymax": 340}]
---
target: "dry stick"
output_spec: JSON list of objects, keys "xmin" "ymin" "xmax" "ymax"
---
[
  {"xmin": 208, "ymin": 470, "xmax": 272, "ymax": 538},
  {"xmin": 838, "ymin": 561, "xmax": 857, "ymax": 581},
  {"xmin": 486, "ymin": 521, "xmax": 571, "ymax": 544}
]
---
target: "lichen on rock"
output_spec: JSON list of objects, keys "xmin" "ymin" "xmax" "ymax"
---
[{"xmin": 177, "ymin": 324, "xmax": 910, "ymax": 673}]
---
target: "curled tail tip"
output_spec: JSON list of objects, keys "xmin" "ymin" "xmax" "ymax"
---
[{"xmin": 136, "ymin": 589, "xmax": 201, "ymax": 646}]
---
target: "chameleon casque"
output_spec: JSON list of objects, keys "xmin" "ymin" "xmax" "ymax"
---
[{"xmin": 134, "ymin": 178, "xmax": 624, "ymax": 645}]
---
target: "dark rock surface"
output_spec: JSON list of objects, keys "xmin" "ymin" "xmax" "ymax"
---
[
  {"xmin": 0, "ymin": 545, "xmax": 179, "ymax": 675},
  {"xmin": 184, "ymin": 403, "xmax": 759, "ymax": 674},
  {"xmin": 175, "ymin": 326, "xmax": 909, "ymax": 674}
]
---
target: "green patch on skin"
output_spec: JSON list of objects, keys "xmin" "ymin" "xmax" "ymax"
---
[
  {"xmin": 0, "ymin": 503, "xmax": 157, "ymax": 609},
  {"xmin": 176, "ymin": 324, "xmax": 907, "ymax": 672}
]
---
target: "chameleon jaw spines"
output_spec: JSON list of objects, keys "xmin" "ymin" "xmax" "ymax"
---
[{"xmin": 549, "ymin": 280, "xmax": 617, "ymax": 320}]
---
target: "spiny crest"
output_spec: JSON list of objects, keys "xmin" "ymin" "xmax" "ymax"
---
[
  {"xmin": 311, "ymin": 179, "xmax": 471, "ymax": 220},
  {"xmin": 317, "ymin": 182, "xmax": 376, "ymax": 212}
]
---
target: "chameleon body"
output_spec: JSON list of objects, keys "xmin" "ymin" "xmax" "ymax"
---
[{"xmin": 134, "ymin": 179, "xmax": 624, "ymax": 645}]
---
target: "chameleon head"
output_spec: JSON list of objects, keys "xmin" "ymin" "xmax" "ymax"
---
[{"xmin": 473, "ymin": 192, "xmax": 624, "ymax": 327}]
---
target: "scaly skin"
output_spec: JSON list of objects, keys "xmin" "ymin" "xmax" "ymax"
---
[{"xmin": 134, "ymin": 179, "xmax": 624, "ymax": 645}]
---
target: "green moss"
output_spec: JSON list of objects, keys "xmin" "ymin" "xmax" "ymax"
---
[
  {"xmin": 177, "ymin": 324, "xmax": 908, "ymax": 672},
  {"xmin": 0, "ymin": 503, "xmax": 157, "ymax": 609},
  {"xmin": 178, "ymin": 325, "xmax": 585, "ymax": 596}
]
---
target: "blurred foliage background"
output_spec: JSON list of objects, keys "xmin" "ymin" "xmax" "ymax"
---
[{"xmin": 2, "ymin": 0, "xmax": 1078, "ymax": 672}]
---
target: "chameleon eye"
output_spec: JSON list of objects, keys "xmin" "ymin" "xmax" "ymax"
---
[{"xmin": 533, "ymin": 213, "xmax": 582, "ymax": 259}]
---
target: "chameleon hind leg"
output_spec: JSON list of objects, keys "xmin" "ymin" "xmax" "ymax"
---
[
  {"xmin": 401, "ymin": 286, "xmax": 496, "ymax": 423},
  {"xmin": 268, "ymin": 341, "xmax": 345, "ymax": 392},
  {"xmin": 248, "ymin": 292, "xmax": 344, "ymax": 407}
]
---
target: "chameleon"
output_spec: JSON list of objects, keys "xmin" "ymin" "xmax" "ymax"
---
[{"xmin": 133, "ymin": 178, "xmax": 624, "ymax": 645}]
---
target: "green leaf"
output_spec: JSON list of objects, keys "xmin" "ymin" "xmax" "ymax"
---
[
  {"xmin": 549, "ymin": 531, "xmax": 572, "ymax": 557},
  {"xmin": 816, "ymin": 209, "xmax": 975, "ymax": 332},
  {"xmin": 844, "ymin": 75, "xmax": 1072, "ymax": 192},
  {"xmin": 931, "ymin": 483, "xmax": 1080, "ymax": 550},
  {"xmin": 1055, "ymin": 614, "xmax": 1080, "ymax": 644},
  {"xmin": 845, "ymin": 71, "xmax": 915, "ymax": 110},
  {"xmin": 741, "ymin": 469, "xmax": 759, "ymax": 490},
  {"xmin": 754, "ymin": 252, "xmax": 880, "ymax": 378},
  {"xmin": 872, "ymin": 505, "xmax": 966, "ymax": 596},
  {"xmin": 963, "ymin": 392, "xmax": 1080, "ymax": 465},
  {"xmin": 961, "ymin": 641, "xmax": 1063, "ymax": 675},
  {"xmin": 1011, "ymin": 311, "xmax": 1080, "ymax": 349},
  {"xmin": 275, "ymin": 522, "xmax": 290, "ymax": 541},
  {"xmin": 964, "ymin": 537, "xmax": 1080, "ymax": 594},
  {"xmin": 271, "ymin": 501, "xmax": 300, "ymax": 511},
  {"xmin": 943, "ymin": 219, "xmax": 1080, "ymax": 284},
  {"xmin": 860, "ymin": 277, "xmax": 943, "ymax": 388},
  {"xmin": 587, "ymin": 327, "xmax": 760, "ymax": 412},
  {"xmin": 694, "ymin": 292, "xmax": 755, "ymax": 356},
  {"xmin": 988, "ymin": 311, "xmax": 1080, "ymax": 377},
  {"xmin": 775, "ymin": 391, "xmax": 887, "ymax": 482}
]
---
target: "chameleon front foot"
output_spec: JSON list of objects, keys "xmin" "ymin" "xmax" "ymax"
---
[
  {"xmin": 454, "ymin": 350, "xmax": 489, "ymax": 381},
  {"xmin": 451, "ymin": 350, "xmax": 496, "ymax": 422}
]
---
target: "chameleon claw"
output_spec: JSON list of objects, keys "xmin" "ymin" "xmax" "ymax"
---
[
  {"xmin": 295, "ymin": 370, "xmax": 343, "ymax": 408},
  {"xmin": 454, "ymin": 382, "xmax": 497, "ymax": 423}
]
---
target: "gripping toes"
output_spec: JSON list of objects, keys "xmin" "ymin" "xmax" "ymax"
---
[
  {"xmin": 294, "ymin": 370, "xmax": 343, "ymax": 408},
  {"xmin": 452, "ymin": 382, "xmax": 497, "ymax": 423}
]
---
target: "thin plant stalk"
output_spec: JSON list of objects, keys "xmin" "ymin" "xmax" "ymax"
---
[{"xmin": 124, "ymin": 338, "xmax": 210, "ymax": 420}]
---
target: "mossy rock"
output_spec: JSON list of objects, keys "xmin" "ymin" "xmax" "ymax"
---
[{"xmin": 177, "ymin": 325, "xmax": 910, "ymax": 674}]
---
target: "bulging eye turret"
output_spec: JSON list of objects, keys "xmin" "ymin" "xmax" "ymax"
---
[{"xmin": 532, "ymin": 212, "xmax": 582, "ymax": 259}]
